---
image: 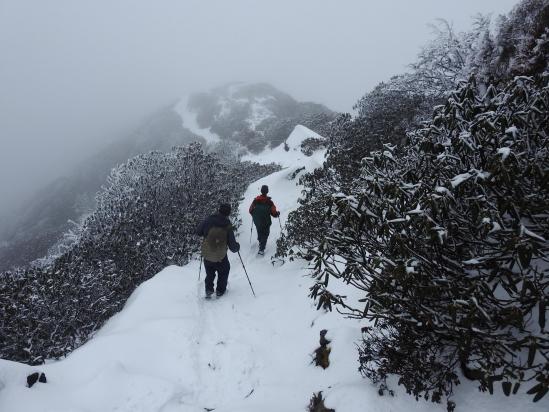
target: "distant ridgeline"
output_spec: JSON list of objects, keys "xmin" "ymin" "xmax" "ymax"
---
[
  {"xmin": 187, "ymin": 82, "xmax": 336, "ymax": 153},
  {"xmin": 0, "ymin": 83, "xmax": 336, "ymax": 273},
  {"xmin": 278, "ymin": 0, "xmax": 549, "ymax": 408},
  {"xmin": 0, "ymin": 143, "xmax": 279, "ymax": 364}
]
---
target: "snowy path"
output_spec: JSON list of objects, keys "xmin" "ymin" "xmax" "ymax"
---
[{"xmin": 0, "ymin": 126, "xmax": 545, "ymax": 411}]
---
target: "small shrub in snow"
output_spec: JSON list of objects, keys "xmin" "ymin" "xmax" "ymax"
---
[
  {"xmin": 288, "ymin": 166, "xmax": 306, "ymax": 181},
  {"xmin": 27, "ymin": 372, "xmax": 46, "ymax": 388},
  {"xmin": 313, "ymin": 329, "xmax": 331, "ymax": 369},
  {"xmin": 307, "ymin": 391, "xmax": 335, "ymax": 412}
]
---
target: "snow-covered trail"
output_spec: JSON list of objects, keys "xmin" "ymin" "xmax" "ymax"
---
[{"xmin": 0, "ymin": 126, "xmax": 544, "ymax": 412}]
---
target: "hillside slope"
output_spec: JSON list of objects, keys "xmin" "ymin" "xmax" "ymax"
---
[
  {"xmin": 0, "ymin": 126, "xmax": 542, "ymax": 412},
  {"xmin": 0, "ymin": 106, "xmax": 203, "ymax": 272}
]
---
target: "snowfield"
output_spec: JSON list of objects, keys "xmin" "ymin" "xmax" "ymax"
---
[
  {"xmin": 175, "ymin": 96, "xmax": 221, "ymax": 144},
  {"xmin": 242, "ymin": 124, "xmax": 323, "ymax": 168},
  {"xmin": 0, "ymin": 126, "xmax": 545, "ymax": 411}
]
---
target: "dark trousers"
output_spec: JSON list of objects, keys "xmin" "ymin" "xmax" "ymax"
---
[
  {"xmin": 255, "ymin": 225, "xmax": 270, "ymax": 251},
  {"xmin": 204, "ymin": 256, "xmax": 230, "ymax": 294}
]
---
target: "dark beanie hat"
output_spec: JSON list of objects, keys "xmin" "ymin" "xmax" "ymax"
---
[
  {"xmin": 261, "ymin": 185, "xmax": 269, "ymax": 195},
  {"xmin": 219, "ymin": 203, "xmax": 231, "ymax": 216}
]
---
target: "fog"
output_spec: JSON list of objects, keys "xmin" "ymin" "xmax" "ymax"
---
[{"xmin": 0, "ymin": 0, "xmax": 518, "ymax": 216}]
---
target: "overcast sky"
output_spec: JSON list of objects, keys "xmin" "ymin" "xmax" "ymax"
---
[{"xmin": 0, "ymin": 0, "xmax": 519, "ymax": 216}]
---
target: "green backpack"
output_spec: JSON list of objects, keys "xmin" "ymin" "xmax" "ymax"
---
[
  {"xmin": 201, "ymin": 225, "xmax": 229, "ymax": 262},
  {"xmin": 251, "ymin": 201, "xmax": 273, "ymax": 228}
]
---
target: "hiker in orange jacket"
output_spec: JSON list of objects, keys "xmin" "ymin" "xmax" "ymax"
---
[{"xmin": 249, "ymin": 185, "xmax": 279, "ymax": 255}]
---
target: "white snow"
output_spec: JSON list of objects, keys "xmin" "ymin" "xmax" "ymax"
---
[
  {"xmin": 489, "ymin": 221, "xmax": 502, "ymax": 233},
  {"xmin": 435, "ymin": 186, "xmax": 452, "ymax": 196},
  {"xmin": 520, "ymin": 225, "xmax": 546, "ymax": 242},
  {"xmin": 217, "ymin": 98, "xmax": 232, "ymax": 119},
  {"xmin": 242, "ymin": 124, "xmax": 325, "ymax": 168},
  {"xmin": 175, "ymin": 96, "xmax": 221, "ymax": 143},
  {"xmin": 450, "ymin": 170, "xmax": 490, "ymax": 187},
  {"xmin": 247, "ymin": 101, "xmax": 273, "ymax": 129},
  {"xmin": 497, "ymin": 147, "xmax": 511, "ymax": 160},
  {"xmin": 451, "ymin": 172, "xmax": 472, "ymax": 187},
  {"xmin": 475, "ymin": 170, "xmax": 491, "ymax": 180},
  {"xmin": 505, "ymin": 126, "xmax": 518, "ymax": 137},
  {"xmin": 406, "ymin": 203, "xmax": 423, "ymax": 215},
  {"xmin": 0, "ymin": 125, "xmax": 545, "ymax": 412},
  {"xmin": 383, "ymin": 150, "xmax": 395, "ymax": 161}
]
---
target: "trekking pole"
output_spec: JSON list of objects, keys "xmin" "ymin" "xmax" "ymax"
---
[
  {"xmin": 238, "ymin": 251, "xmax": 256, "ymax": 297},
  {"xmin": 250, "ymin": 220, "xmax": 253, "ymax": 243},
  {"xmin": 278, "ymin": 215, "xmax": 283, "ymax": 230},
  {"xmin": 198, "ymin": 256, "xmax": 202, "ymax": 281}
]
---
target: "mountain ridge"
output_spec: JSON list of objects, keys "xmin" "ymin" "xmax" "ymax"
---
[{"xmin": 0, "ymin": 83, "xmax": 335, "ymax": 272}]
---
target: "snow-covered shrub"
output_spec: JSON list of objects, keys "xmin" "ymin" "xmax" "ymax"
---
[
  {"xmin": 310, "ymin": 75, "xmax": 549, "ymax": 405},
  {"xmin": 313, "ymin": 329, "xmax": 331, "ymax": 369},
  {"xmin": 354, "ymin": 81, "xmax": 437, "ymax": 147},
  {"xmin": 299, "ymin": 112, "xmax": 338, "ymax": 140},
  {"xmin": 275, "ymin": 166, "xmax": 336, "ymax": 261},
  {"xmin": 276, "ymin": 112, "xmax": 402, "ymax": 261},
  {"xmin": 208, "ymin": 139, "xmax": 247, "ymax": 163},
  {"xmin": 352, "ymin": 17, "xmax": 495, "ymax": 149},
  {"xmin": 300, "ymin": 137, "xmax": 326, "ymax": 156},
  {"xmin": 483, "ymin": 0, "xmax": 549, "ymax": 80},
  {"xmin": 0, "ymin": 143, "xmax": 279, "ymax": 364},
  {"xmin": 281, "ymin": 3, "xmax": 549, "ymax": 407}
]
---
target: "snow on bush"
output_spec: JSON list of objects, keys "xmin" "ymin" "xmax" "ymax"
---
[
  {"xmin": 281, "ymin": 1, "xmax": 549, "ymax": 407},
  {"xmin": 310, "ymin": 75, "xmax": 549, "ymax": 405}
]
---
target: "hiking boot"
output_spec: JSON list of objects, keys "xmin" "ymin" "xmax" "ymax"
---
[
  {"xmin": 258, "ymin": 249, "xmax": 265, "ymax": 256},
  {"xmin": 205, "ymin": 290, "xmax": 214, "ymax": 298},
  {"xmin": 216, "ymin": 290, "xmax": 225, "ymax": 297}
]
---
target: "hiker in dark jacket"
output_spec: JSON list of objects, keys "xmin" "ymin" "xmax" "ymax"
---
[
  {"xmin": 249, "ymin": 185, "xmax": 280, "ymax": 255},
  {"xmin": 196, "ymin": 203, "xmax": 240, "ymax": 298}
]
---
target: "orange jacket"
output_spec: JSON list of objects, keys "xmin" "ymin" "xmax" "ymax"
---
[{"xmin": 249, "ymin": 194, "xmax": 278, "ymax": 216}]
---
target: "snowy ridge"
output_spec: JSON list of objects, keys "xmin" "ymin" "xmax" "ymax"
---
[
  {"xmin": 0, "ymin": 127, "xmax": 543, "ymax": 411},
  {"xmin": 242, "ymin": 124, "xmax": 323, "ymax": 167}
]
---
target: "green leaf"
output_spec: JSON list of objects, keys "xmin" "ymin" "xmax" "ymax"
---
[
  {"xmin": 487, "ymin": 378, "xmax": 494, "ymax": 395},
  {"xmin": 502, "ymin": 381, "xmax": 512, "ymax": 396},
  {"xmin": 539, "ymin": 299, "xmax": 546, "ymax": 330},
  {"xmin": 316, "ymin": 298, "xmax": 323, "ymax": 311},
  {"xmin": 527, "ymin": 343, "xmax": 536, "ymax": 367},
  {"xmin": 518, "ymin": 245, "xmax": 532, "ymax": 268},
  {"xmin": 527, "ymin": 382, "xmax": 544, "ymax": 395},
  {"xmin": 533, "ymin": 386, "xmax": 548, "ymax": 402}
]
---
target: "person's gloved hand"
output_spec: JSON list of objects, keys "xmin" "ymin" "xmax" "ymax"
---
[{"xmin": 275, "ymin": 211, "xmax": 281, "ymax": 217}]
